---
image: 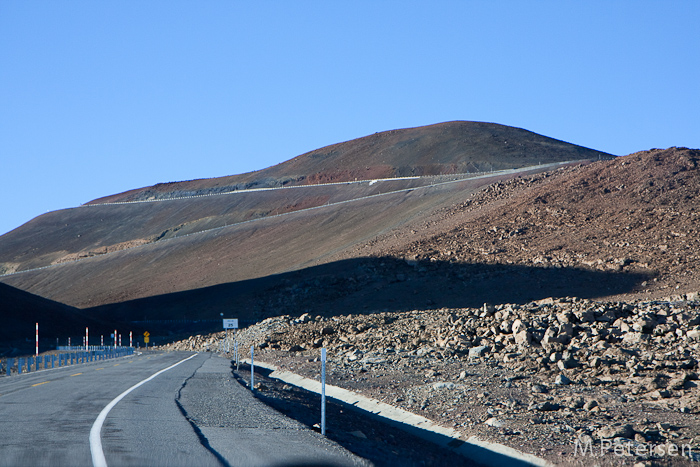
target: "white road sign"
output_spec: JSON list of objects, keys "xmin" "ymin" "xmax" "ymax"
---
[{"xmin": 223, "ymin": 319, "xmax": 239, "ymax": 329}]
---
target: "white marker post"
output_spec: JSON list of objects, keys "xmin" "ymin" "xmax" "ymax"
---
[
  {"xmin": 113, "ymin": 330, "xmax": 117, "ymax": 348},
  {"xmin": 35, "ymin": 323, "xmax": 39, "ymax": 356},
  {"xmin": 129, "ymin": 331, "xmax": 132, "ymax": 348},
  {"xmin": 250, "ymin": 345, "xmax": 254, "ymax": 390},
  {"xmin": 85, "ymin": 327, "xmax": 89, "ymax": 351},
  {"xmin": 321, "ymin": 348, "xmax": 327, "ymax": 436}
]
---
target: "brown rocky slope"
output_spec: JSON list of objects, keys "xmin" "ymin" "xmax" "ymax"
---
[
  {"xmin": 362, "ymin": 147, "xmax": 700, "ymax": 302},
  {"xmin": 162, "ymin": 147, "xmax": 700, "ymax": 466}
]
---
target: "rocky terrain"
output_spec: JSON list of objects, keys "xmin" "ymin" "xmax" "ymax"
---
[
  {"xmin": 362, "ymin": 147, "xmax": 700, "ymax": 302},
  {"xmin": 2, "ymin": 117, "xmax": 698, "ymax": 464},
  {"xmin": 159, "ymin": 147, "xmax": 700, "ymax": 465},
  {"xmin": 162, "ymin": 296, "xmax": 700, "ymax": 465}
]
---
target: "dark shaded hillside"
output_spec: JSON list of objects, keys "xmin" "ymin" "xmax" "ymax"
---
[
  {"xmin": 89, "ymin": 121, "xmax": 613, "ymax": 204},
  {"xmin": 84, "ymin": 256, "xmax": 648, "ymax": 340},
  {"xmin": 0, "ymin": 283, "xmax": 107, "ymax": 356}
]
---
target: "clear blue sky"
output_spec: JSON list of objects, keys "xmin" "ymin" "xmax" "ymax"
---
[{"xmin": 1, "ymin": 2, "xmax": 698, "ymax": 236}]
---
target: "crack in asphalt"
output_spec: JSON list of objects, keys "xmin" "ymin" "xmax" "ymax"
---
[{"xmin": 174, "ymin": 354, "xmax": 232, "ymax": 467}]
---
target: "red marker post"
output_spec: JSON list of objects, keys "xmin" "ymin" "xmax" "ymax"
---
[
  {"xmin": 85, "ymin": 327, "xmax": 89, "ymax": 351},
  {"xmin": 35, "ymin": 323, "xmax": 39, "ymax": 356}
]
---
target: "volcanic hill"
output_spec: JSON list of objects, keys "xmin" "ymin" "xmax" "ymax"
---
[{"xmin": 0, "ymin": 120, "xmax": 623, "ymax": 351}]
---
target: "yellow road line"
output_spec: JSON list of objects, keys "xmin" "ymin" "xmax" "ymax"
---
[
  {"xmin": 95, "ymin": 368, "xmax": 104, "ymax": 371},
  {"xmin": 70, "ymin": 373, "xmax": 82, "ymax": 377},
  {"xmin": 113, "ymin": 363, "xmax": 120, "ymax": 367},
  {"xmin": 31, "ymin": 381, "xmax": 50, "ymax": 387}
]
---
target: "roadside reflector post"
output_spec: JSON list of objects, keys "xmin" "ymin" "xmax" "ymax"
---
[
  {"xmin": 36, "ymin": 323, "xmax": 39, "ymax": 356},
  {"xmin": 129, "ymin": 331, "xmax": 133, "ymax": 348},
  {"xmin": 250, "ymin": 345, "xmax": 254, "ymax": 390},
  {"xmin": 85, "ymin": 327, "xmax": 89, "ymax": 352},
  {"xmin": 321, "ymin": 348, "xmax": 327, "ymax": 436},
  {"xmin": 114, "ymin": 330, "xmax": 117, "ymax": 349}
]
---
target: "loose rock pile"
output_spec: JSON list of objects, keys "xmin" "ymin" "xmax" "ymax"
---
[{"xmin": 160, "ymin": 296, "xmax": 700, "ymax": 463}]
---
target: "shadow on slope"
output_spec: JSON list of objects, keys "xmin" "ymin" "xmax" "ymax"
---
[
  {"xmin": 0, "ymin": 283, "xmax": 114, "ymax": 356},
  {"xmin": 86, "ymin": 257, "xmax": 650, "ymax": 332}
]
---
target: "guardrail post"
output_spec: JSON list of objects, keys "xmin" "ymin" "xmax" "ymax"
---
[
  {"xmin": 18, "ymin": 358, "xmax": 23, "ymax": 374},
  {"xmin": 6, "ymin": 358, "xmax": 12, "ymax": 376}
]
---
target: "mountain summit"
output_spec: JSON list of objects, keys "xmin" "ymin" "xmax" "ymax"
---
[{"xmin": 90, "ymin": 121, "xmax": 613, "ymax": 204}]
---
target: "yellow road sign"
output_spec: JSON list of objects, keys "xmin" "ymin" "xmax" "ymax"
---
[
  {"xmin": 144, "ymin": 337, "xmax": 150, "ymax": 343},
  {"xmin": 144, "ymin": 331, "xmax": 150, "ymax": 337}
]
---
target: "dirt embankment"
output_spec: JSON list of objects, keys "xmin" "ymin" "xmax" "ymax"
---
[{"xmin": 359, "ymin": 147, "xmax": 700, "ymax": 302}]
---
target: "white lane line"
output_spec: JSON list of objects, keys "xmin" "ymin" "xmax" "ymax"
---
[{"xmin": 89, "ymin": 354, "xmax": 198, "ymax": 467}]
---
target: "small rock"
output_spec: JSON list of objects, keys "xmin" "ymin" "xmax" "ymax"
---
[
  {"xmin": 555, "ymin": 374, "xmax": 572, "ymax": 385},
  {"xmin": 485, "ymin": 417, "xmax": 505, "ymax": 428},
  {"xmin": 512, "ymin": 319, "xmax": 527, "ymax": 335},
  {"xmin": 514, "ymin": 330, "xmax": 532, "ymax": 346},
  {"xmin": 432, "ymin": 382, "xmax": 456, "ymax": 390},
  {"xmin": 583, "ymin": 400, "xmax": 599, "ymax": 411},
  {"xmin": 468, "ymin": 345, "xmax": 490, "ymax": 359},
  {"xmin": 531, "ymin": 401, "xmax": 560, "ymax": 412},
  {"xmin": 596, "ymin": 424, "xmax": 634, "ymax": 439}
]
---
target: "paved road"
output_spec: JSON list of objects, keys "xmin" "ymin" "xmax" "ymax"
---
[{"xmin": 0, "ymin": 351, "xmax": 364, "ymax": 467}]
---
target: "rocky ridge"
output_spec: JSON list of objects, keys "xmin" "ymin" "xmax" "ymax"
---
[{"xmin": 367, "ymin": 147, "xmax": 700, "ymax": 301}]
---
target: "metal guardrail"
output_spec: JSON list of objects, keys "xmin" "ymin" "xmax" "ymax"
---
[{"xmin": 0, "ymin": 347, "xmax": 134, "ymax": 376}]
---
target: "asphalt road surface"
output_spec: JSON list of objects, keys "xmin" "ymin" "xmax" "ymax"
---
[{"xmin": 0, "ymin": 351, "xmax": 365, "ymax": 467}]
